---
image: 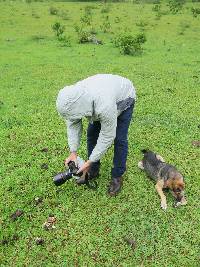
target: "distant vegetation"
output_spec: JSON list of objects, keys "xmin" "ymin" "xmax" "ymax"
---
[{"xmin": 0, "ymin": 1, "xmax": 200, "ymax": 266}]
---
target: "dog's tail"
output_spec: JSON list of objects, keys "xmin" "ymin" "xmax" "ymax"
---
[{"xmin": 141, "ymin": 149, "xmax": 149, "ymax": 154}]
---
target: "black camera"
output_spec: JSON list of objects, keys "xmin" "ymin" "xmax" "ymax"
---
[
  {"xmin": 53, "ymin": 160, "xmax": 98, "ymax": 189},
  {"xmin": 53, "ymin": 161, "xmax": 83, "ymax": 186}
]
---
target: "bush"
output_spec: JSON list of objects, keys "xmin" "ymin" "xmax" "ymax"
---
[
  {"xmin": 52, "ymin": 22, "xmax": 65, "ymax": 37},
  {"xmin": 113, "ymin": 33, "xmax": 146, "ymax": 55},
  {"xmin": 191, "ymin": 7, "xmax": 200, "ymax": 17},
  {"xmin": 101, "ymin": 16, "xmax": 111, "ymax": 33},
  {"xmin": 74, "ymin": 25, "xmax": 91, "ymax": 43},
  {"xmin": 79, "ymin": 30, "xmax": 91, "ymax": 43},
  {"xmin": 80, "ymin": 14, "xmax": 92, "ymax": 26},
  {"xmin": 136, "ymin": 20, "xmax": 148, "ymax": 30},
  {"xmin": 167, "ymin": 0, "xmax": 185, "ymax": 14},
  {"xmin": 135, "ymin": 33, "xmax": 147, "ymax": 44},
  {"xmin": 58, "ymin": 35, "xmax": 71, "ymax": 47},
  {"xmin": 152, "ymin": 3, "xmax": 161, "ymax": 12},
  {"xmin": 49, "ymin": 7, "xmax": 58, "ymax": 16},
  {"xmin": 80, "ymin": 5, "xmax": 93, "ymax": 26}
]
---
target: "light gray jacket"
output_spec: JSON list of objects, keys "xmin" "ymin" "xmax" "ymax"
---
[{"xmin": 56, "ymin": 74, "xmax": 136, "ymax": 162}]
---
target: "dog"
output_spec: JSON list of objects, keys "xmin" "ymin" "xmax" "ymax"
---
[{"xmin": 138, "ymin": 149, "xmax": 187, "ymax": 210}]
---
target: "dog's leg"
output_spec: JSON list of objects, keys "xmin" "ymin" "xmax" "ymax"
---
[
  {"xmin": 180, "ymin": 196, "xmax": 187, "ymax": 205},
  {"xmin": 156, "ymin": 154, "xmax": 165, "ymax": 162},
  {"xmin": 138, "ymin": 161, "xmax": 144, "ymax": 170},
  {"xmin": 155, "ymin": 180, "xmax": 167, "ymax": 210}
]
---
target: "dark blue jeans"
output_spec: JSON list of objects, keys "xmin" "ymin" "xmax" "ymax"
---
[{"xmin": 87, "ymin": 102, "xmax": 134, "ymax": 178}]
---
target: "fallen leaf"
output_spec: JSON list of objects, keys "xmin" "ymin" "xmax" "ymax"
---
[
  {"xmin": 47, "ymin": 216, "xmax": 56, "ymax": 224},
  {"xmin": 43, "ymin": 215, "xmax": 56, "ymax": 230},
  {"xmin": 192, "ymin": 140, "xmax": 200, "ymax": 147},
  {"xmin": 35, "ymin": 237, "xmax": 44, "ymax": 245}
]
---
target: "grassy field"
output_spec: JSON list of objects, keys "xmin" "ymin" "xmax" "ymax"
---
[{"xmin": 0, "ymin": 1, "xmax": 200, "ymax": 266}]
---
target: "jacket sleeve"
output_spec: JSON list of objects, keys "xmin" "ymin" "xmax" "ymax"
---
[
  {"xmin": 89, "ymin": 106, "xmax": 117, "ymax": 162},
  {"xmin": 66, "ymin": 119, "xmax": 83, "ymax": 152}
]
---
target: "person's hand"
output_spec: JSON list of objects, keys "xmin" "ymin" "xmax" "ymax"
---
[
  {"xmin": 64, "ymin": 152, "xmax": 77, "ymax": 166},
  {"xmin": 77, "ymin": 160, "xmax": 91, "ymax": 174}
]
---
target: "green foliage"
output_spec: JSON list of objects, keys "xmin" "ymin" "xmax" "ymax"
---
[
  {"xmin": 136, "ymin": 20, "xmax": 148, "ymax": 30},
  {"xmin": 101, "ymin": 15, "xmax": 111, "ymax": 33},
  {"xmin": 80, "ymin": 14, "xmax": 92, "ymax": 26},
  {"xmin": 0, "ymin": 2, "xmax": 200, "ymax": 267},
  {"xmin": 52, "ymin": 22, "xmax": 65, "ymax": 37},
  {"xmin": 58, "ymin": 35, "xmax": 71, "ymax": 47},
  {"xmin": 80, "ymin": 5, "xmax": 93, "ymax": 26},
  {"xmin": 135, "ymin": 32, "xmax": 147, "ymax": 44},
  {"xmin": 191, "ymin": 7, "xmax": 200, "ymax": 17},
  {"xmin": 152, "ymin": 2, "xmax": 168, "ymax": 20},
  {"xmin": 74, "ymin": 25, "xmax": 91, "ymax": 43},
  {"xmin": 167, "ymin": 0, "xmax": 185, "ymax": 14},
  {"xmin": 78, "ymin": 30, "xmax": 91, "ymax": 43},
  {"xmin": 113, "ymin": 33, "xmax": 146, "ymax": 55},
  {"xmin": 152, "ymin": 3, "xmax": 161, "ymax": 12}
]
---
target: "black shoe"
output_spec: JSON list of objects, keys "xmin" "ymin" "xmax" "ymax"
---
[
  {"xmin": 108, "ymin": 177, "xmax": 123, "ymax": 196},
  {"xmin": 89, "ymin": 163, "xmax": 100, "ymax": 179}
]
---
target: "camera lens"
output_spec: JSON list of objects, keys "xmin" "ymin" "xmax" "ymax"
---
[{"xmin": 53, "ymin": 171, "xmax": 72, "ymax": 186}]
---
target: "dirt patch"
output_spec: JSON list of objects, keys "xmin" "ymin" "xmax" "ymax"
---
[
  {"xmin": 41, "ymin": 147, "xmax": 48, "ymax": 153},
  {"xmin": 123, "ymin": 237, "xmax": 136, "ymax": 250},
  {"xmin": 10, "ymin": 210, "xmax": 23, "ymax": 221},
  {"xmin": 35, "ymin": 237, "xmax": 45, "ymax": 245},
  {"xmin": 43, "ymin": 215, "xmax": 56, "ymax": 230}
]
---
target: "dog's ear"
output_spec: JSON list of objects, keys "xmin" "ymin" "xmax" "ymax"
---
[{"xmin": 173, "ymin": 180, "xmax": 185, "ymax": 192}]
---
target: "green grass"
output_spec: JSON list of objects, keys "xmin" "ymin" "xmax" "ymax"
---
[{"xmin": 0, "ymin": 1, "xmax": 200, "ymax": 266}]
